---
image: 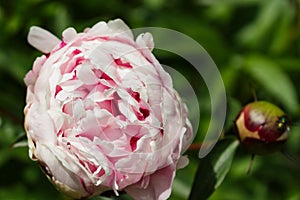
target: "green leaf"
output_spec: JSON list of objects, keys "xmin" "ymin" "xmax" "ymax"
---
[
  {"xmin": 269, "ymin": 1, "xmax": 294, "ymax": 54},
  {"xmin": 188, "ymin": 137, "xmax": 239, "ymax": 200},
  {"xmin": 243, "ymin": 55, "xmax": 298, "ymax": 113},
  {"xmin": 236, "ymin": 0, "xmax": 284, "ymax": 49}
]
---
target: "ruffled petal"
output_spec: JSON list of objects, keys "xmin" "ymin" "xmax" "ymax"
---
[{"xmin": 24, "ymin": 19, "xmax": 193, "ymax": 200}]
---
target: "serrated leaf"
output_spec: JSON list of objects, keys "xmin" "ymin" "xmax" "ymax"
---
[
  {"xmin": 244, "ymin": 55, "xmax": 298, "ymax": 113},
  {"xmin": 188, "ymin": 137, "xmax": 239, "ymax": 200}
]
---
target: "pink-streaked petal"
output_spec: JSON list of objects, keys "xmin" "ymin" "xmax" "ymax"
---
[
  {"xmin": 24, "ymin": 19, "xmax": 193, "ymax": 200},
  {"xmin": 114, "ymin": 58, "xmax": 133, "ymax": 68},
  {"xmin": 28, "ymin": 26, "xmax": 61, "ymax": 53}
]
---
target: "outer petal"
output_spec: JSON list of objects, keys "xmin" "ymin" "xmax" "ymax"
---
[
  {"xmin": 35, "ymin": 144, "xmax": 88, "ymax": 199},
  {"xmin": 124, "ymin": 165, "xmax": 176, "ymax": 200},
  {"xmin": 107, "ymin": 19, "xmax": 134, "ymax": 40},
  {"xmin": 28, "ymin": 26, "xmax": 61, "ymax": 53},
  {"xmin": 24, "ymin": 103, "xmax": 56, "ymax": 144},
  {"xmin": 62, "ymin": 27, "xmax": 78, "ymax": 43},
  {"xmin": 24, "ymin": 56, "xmax": 47, "ymax": 86},
  {"xmin": 136, "ymin": 32, "xmax": 154, "ymax": 51},
  {"xmin": 87, "ymin": 19, "xmax": 133, "ymax": 41}
]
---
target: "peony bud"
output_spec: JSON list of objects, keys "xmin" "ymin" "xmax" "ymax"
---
[
  {"xmin": 24, "ymin": 19, "xmax": 192, "ymax": 200},
  {"xmin": 235, "ymin": 101, "xmax": 289, "ymax": 155}
]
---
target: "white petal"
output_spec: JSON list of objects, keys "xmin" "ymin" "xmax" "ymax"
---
[
  {"xmin": 72, "ymin": 99, "xmax": 86, "ymax": 120},
  {"xmin": 87, "ymin": 21, "xmax": 108, "ymax": 35},
  {"xmin": 87, "ymin": 19, "xmax": 133, "ymax": 41},
  {"xmin": 118, "ymin": 101, "xmax": 136, "ymax": 122},
  {"xmin": 136, "ymin": 32, "xmax": 154, "ymax": 51},
  {"xmin": 87, "ymin": 45, "xmax": 112, "ymax": 70},
  {"xmin": 77, "ymin": 63, "xmax": 98, "ymax": 85},
  {"xmin": 24, "ymin": 56, "xmax": 47, "ymax": 86},
  {"xmin": 107, "ymin": 19, "xmax": 133, "ymax": 39},
  {"xmin": 25, "ymin": 103, "xmax": 56, "ymax": 144},
  {"xmin": 28, "ymin": 26, "xmax": 60, "ymax": 53},
  {"xmin": 47, "ymin": 109, "xmax": 65, "ymax": 133},
  {"xmin": 62, "ymin": 27, "xmax": 78, "ymax": 43}
]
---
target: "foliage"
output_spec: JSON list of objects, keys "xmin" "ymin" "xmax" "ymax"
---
[
  {"xmin": 0, "ymin": 0, "xmax": 300, "ymax": 199},
  {"xmin": 189, "ymin": 137, "xmax": 239, "ymax": 200}
]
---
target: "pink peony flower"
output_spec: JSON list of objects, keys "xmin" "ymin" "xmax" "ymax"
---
[{"xmin": 24, "ymin": 19, "xmax": 192, "ymax": 200}]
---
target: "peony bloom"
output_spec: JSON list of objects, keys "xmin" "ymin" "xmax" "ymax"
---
[{"xmin": 24, "ymin": 19, "xmax": 192, "ymax": 200}]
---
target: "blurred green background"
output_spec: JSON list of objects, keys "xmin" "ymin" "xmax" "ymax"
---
[{"xmin": 0, "ymin": 0, "xmax": 300, "ymax": 199}]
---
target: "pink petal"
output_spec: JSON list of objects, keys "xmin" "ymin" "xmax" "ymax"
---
[
  {"xmin": 125, "ymin": 165, "xmax": 176, "ymax": 200},
  {"xmin": 114, "ymin": 58, "xmax": 132, "ymax": 68}
]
